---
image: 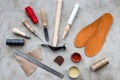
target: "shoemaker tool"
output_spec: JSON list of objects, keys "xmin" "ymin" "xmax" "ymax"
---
[
  {"xmin": 41, "ymin": 44, "xmax": 66, "ymax": 51},
  {"xmin": 22, "ymin": 19, "xmax": 44, "ymax": 42},
  {"xmin": 53, "ymin": 0, "xmax": 63, "ymax": 47},
  {"xmin": 62, "ymin": 4, "xmax": 80, "ymax": 40},
  {"xmin": 12, "ymin": 28, "xmax": 31, "ymax": 39},
  {"xmin": 14, "ymin": 50, "xmax": 64, "ymax": 79},
  {"xmin": 40, "ymin": 8, "xmax": 49, "ymax": 41}
]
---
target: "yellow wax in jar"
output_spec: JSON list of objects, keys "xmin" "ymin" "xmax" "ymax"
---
[{"xmin": 68, "ymin": 66, "xmax": 80, "ymax": 78}]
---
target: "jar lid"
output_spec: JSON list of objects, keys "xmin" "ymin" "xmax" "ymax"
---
[
  {"xmin": 71, "ymin": 52, "xmax": 81, "ymax": 63},
  {"xmin": 68, "ymin": 66, "xmax": 80, "ymax": 78}
]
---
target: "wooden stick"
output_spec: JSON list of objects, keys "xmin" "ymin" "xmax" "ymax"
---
[
  {"xmin": 62, "ymin": 4, "xmax": 80, "ymax": 40},
  {"xmin": 53, "ymin": 0, "xmax": 63, "ymax": 47}
]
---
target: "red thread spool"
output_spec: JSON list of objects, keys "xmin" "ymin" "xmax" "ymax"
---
[
  {"xmin": 71, "ymin": 52, "xmax": 81, "ymax": 63},
  {"xmin": 25, "ymin": 6, "xmax": 38, "ymax": 24}
]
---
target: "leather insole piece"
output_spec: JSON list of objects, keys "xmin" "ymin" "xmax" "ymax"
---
[
  {"xmin": 74, "ymin": 13, "xmax": 113, "ymax": 57},
  {"xmin": 54, "ymin": 56, "xmax": 64, "ymax": 66},
  {"xmin": 74, "ymin": 16, "xmax": 102, "ymax": 48},
  {"xmin": 15, "ymin": 48, "xmax": 42, "ymax": 76},
  {"xmin": 85, "ymin": 13, "xmax": 113, "ymax": 57}
]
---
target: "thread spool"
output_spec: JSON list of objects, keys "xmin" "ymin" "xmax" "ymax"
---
[
  {"xmin": 91, "ymin": 57, "xmax": 109, "ymax": 71},
  {"xmin": 25, "ymin": 6, "xmax": 38, "ymax": 24},
  {"xmin": 6, "ymin": 39, "xmax": 25, "ymax": 46}
]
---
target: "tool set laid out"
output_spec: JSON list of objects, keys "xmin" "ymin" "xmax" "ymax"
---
[{"xmin": 6, "ymin": 1, "xmax": 113, "ymax": 79}]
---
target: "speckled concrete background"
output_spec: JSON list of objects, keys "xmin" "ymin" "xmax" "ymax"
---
[{"xmin": 0, "ymin": 0, "xmax": 120, "ymax": 80}]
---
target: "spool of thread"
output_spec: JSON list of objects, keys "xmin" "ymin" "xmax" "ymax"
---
[
  {"xmin": 6, "ymin": 39, "xmax": 25, "ymax": 46},
  {"xmin": 91, "ymin": 57, "xmax": 109, "ymax": 71},
  {"xmin": 25, "ymin": 6, "xmax": 38, "ymax": 24}
]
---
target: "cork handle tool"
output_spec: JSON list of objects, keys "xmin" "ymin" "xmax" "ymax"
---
[
  {"xmin": 62, "ymin": 4, "xmax": 80, "ymax": 40},
  {"xmin": 53, "ymin": 0, "xmax": 63, "ymax": 47}
]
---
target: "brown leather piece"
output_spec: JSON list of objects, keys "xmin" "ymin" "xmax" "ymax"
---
[
  {"xmin": 54, "ymin": 56, "xmax": 64, "ymax": 66},
  {"xmin": 15, "ymin": 48, "xmax": 42, "ymax": 76}
]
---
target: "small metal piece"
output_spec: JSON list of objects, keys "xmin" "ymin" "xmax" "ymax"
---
[
  {"xmin": 14, "ymin": 50, "xmax": 64, "ymax": 79},
  {"xmin": 41, "ymin": 44, "xmax": 66, "ymax": 51},
  {"xmin": 44, "ymin": 28, "xmax": 49, "ymax": 41},
  {"xmin": 6, "ymin": 39, "xmax": 25, "ymax": 45},
  {"xmin": 24, "ymin": 35, "xmax": 31, "ymax": 39},
  {"xmin": 32, "ymin": 32, "xmax": 45, "ymax": 43},
  {"xmin": 12, "ymin": 28, "xmax": 31, "ymax": 39}
]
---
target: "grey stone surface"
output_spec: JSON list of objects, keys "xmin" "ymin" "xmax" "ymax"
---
[{"xmin": 0, "ymin": 0, "xmax": 120, "ymax": 80}]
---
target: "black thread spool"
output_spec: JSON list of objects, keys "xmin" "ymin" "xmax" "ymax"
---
[{"xmin": 6, "ymin": 39, "xmax": 25, "ymax": 46}]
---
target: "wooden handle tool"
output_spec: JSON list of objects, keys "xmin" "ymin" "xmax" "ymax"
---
[
  {"xmin": 12, "ymin": 28, "xmax": 30, "ymax": 39},
  {"xmin": 62, "ymin": 4, "xmax": 80, "ymax": 40},
  {"xmin": 53, "ymin": 0, "xmax": 63, "ymax": 47},
  {"xmin": 41, "ymin": 8, "xmax": 47, "ymax": 27},
  {"xmin": 22, "ymin": 19, "xmax": 35, "ymax": 33},
  {"xmin": 22, "ymin": 19, "xmax": 44, "ymax": 42},
  {"xmin": 40, "ymin": 8, "xmax": 49, "ymax": 41}
]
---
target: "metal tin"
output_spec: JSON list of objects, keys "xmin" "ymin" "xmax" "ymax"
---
[
  {"xmin": 6, "ymin": 39, "xmax": 25, "ymax": 45},
  {"xmin": 25, "ymin": 6, "xmax": 38, "ymax": 24},
  {"xmin": 71, "ymin": 52, "xmax": 81, "ymax": 63},
  {"xmin": 68, "ymin": 66, "xmax": 80, "ymax": 78}
]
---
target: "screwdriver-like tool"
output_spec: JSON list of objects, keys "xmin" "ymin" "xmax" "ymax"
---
[
  {"xmin": 40, "ymin": 8, "xmax": 49, "ymax": 41},
  {"xmin": 12, "ymin": 28, "xmax": 31, "ymax": 39},
  {"xmin": 22, "ymin": 19, "xmax": 44, "ymax": 42}
]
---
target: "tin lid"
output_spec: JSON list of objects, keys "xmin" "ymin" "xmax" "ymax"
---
[
  {"xmin": 71, "ymin": 52, "xmax": 81, "ymax": 63},
  {"xmin": 68, "ymin": 66, "xmax": 80, "ymax": 78}
]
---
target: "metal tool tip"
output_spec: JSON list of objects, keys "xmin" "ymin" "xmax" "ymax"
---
[
  {"xmin": 22, "ymin": 19, "xmax": 26, "ymax": 22},
  {"xmin": 25, "ymin": 35, "xmax": 31, "ymax": 39}
]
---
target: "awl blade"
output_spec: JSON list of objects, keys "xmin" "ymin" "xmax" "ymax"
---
[{"xmin": 44, "ymin": 28, "xmax": 49, "ymax": 41}]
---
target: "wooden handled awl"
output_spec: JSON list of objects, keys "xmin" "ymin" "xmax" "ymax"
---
[
  {"xmin": 53, "ymin": 0, "xmax": 63, "ymax": 47},
  {"xmin": 22, "ymin": 19, "xmax": 44, "ymax": 42},
  {"xmin": 62, "ymin": 4, "xmax": 80, "ymax": 40},
  {"xmin": 40, "ymin": 8, "xmax": 49, "ymax": 41},
  {"xmin": 12, "ymin": 28, "xmax": 31, "ymax": 39}
]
